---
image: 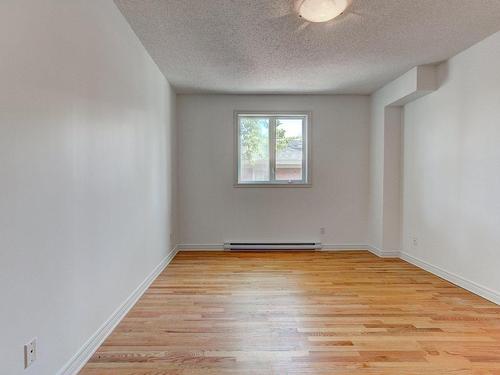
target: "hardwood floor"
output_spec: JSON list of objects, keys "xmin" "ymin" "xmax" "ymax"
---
[{"xmin": 80, "ymin": 251, "xmax": 500, "ymax": 375}]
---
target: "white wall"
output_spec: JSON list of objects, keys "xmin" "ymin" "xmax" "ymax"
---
[
  {"xmin": 369, "ymin": 66, "xmax": 437, "ymax": 254},
  {"xmin": 402, "ymin": 31, "xmax": 500, "ymax": 296},
  {"xmin": 177, "ymin": 95, "xmax": 370, "ymax": 246},
  {"xmin": 1, "ymin": 2, "xmax": 498, "ymax": 374},
  {"xmin": 0, "ymin": 1, "xmax": 176, "ymax": 374}
]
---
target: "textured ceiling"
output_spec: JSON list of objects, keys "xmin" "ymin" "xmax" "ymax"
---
[{"xmin": 114, "ymin": 0, "xmax": 500, "ymax": 94}]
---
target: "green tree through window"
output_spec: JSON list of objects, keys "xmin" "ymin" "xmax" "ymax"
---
[
  {"xmin": 276, "ymin": 119, "xmax": 300, "ymax": 152},
  {"xmin": 237, "ymin": 113, "xmax": 309, "ymax": 185}
]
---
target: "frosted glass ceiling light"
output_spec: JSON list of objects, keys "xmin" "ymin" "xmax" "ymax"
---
[{"xmin": 298, "ymin": 0, "xmax": 351, "ymax": 23}]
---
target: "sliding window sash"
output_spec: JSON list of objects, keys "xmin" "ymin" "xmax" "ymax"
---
[
  {"xmin": 235, "ymin": 111, "xmax": 311, "ymax": 187},
  {"xmin": 269, "ymin": 117, "xmax": 277, "ymax": 182}
]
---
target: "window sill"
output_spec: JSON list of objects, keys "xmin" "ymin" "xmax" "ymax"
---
[{"xmin": 234, "ymin": 183, "xmax": 312, "ymax": 188}]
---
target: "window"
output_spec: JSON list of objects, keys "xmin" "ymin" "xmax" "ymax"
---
[{"xmin": 235, "ymin": 112, "xmax": 311, "ymax": 186}]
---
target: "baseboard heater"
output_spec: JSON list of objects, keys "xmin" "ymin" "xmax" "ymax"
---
[{"xmin": 223, "ymin": 242, "xmax": 322, "ymax": 251}]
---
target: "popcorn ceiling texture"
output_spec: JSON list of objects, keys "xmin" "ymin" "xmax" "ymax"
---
[{"xmin": 114, "ymin": 0, "xmax": 500, "ymax": 94}]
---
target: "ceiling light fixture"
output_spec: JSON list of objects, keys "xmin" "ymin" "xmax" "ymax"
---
[{"xmin": 297, "ymin": 0, "xmax": 351, "ymax": 23}]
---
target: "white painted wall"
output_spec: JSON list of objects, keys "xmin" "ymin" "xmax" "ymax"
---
[
  {"xmin": 0, "ymin": 1, "xmax": 176, "ymax": 374},
  {"xmin": 177, "ymin": 95, "xmax": 370, "ymax": 246},
  {"xmin": 1, "ymin": 1, "xmax": 498, "ymax": 373},
  {"xmin": 402, "ymin": 31, "xmax": 500, "ymax": 295},
  {"xmin": 368, "ymin": 94, "xmax": 387, "ymax": 250},
  {"xmin": 369, "ymin": 66, "xmax": 437, "ymax": 254}
]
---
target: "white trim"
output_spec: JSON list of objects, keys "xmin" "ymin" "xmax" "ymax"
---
[
  {"xmin": 367, "ymin": 245, "xmax": 400, "ymax": 258},
  {"xmin": 400, "ymin": 252, "xmax": 500, "ymax": 305},
  {"xmin": 270, "ymin": 116, "xmax": 277, "ymax": 182},
  {"xmin": 321, "ymin": 244, "xmax": 370, "ymax": 251},
  {"xmin": 177, "ymin": 243, "xmax": 395, "ymax": 254},
  {"xmin": 177, "ymin": 244, "xmax": 225, "ymax": 251},
  {"xmin": 234, "ymin": 111, "xmax": 312, "ymax": 187},
  {"xmin": 177, "ymin": 243, "xmax": 399, "ymax": 255},
  {"xmin": 178, "ymin": 244, "xmax": 375, "ymax": 252},
  {"xmin": 233, "ymin": 183, "xmax": 312, "ymax": 188},
  {"xmin": 322, "ymin": 244, "xmax": 400, "ymax": 258},
  {"xmin": 179, "ymin": 244, "xmax": 370, "ymax": 252},
  {"xmin": 224, "ymin": 242, "xmax": 321, "ymax": 250},
  {"xmin": 57, "ymin": 246, "xmax": 179, "ymax": 375}
]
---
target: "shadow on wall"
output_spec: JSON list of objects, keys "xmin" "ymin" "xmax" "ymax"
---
[{"xmin": 437, "ymin": 61, "xmax": 449, "ymax": 87}]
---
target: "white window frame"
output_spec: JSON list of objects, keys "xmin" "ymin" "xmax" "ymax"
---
[{"xmin": 234, "ymin": 111, "xmax": 312, "ymax": 187}]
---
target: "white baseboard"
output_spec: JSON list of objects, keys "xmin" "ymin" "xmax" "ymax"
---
[
  {"xmin": 177, "ymin": 244, "xmax": 224, "ymax": 251},
  {"xmin": 179, "ymin": 244, "xmax": 374, "ymax": 252},
  {"xmin": 321, "ymin": 244, "xmax": 370, "ymax": 251},
  {"xmin": 400, "ymin": 252, "xmax": 500, "ymax": 305},
  {"xmin": 322, "ymin": 243, "xmax": 401, "ymax": 258},
  {"xmin": 177, "ymin": 244, "xmax": 348, "ymax": 251},
  {"xmin": 177, "ymin": 243, "xmax": 401, "ymax": 258},
  {"xmin": 57, "ymin": 246, "xmax": 179, "ymax": 375},
  {"xmin": 367, "ymin": 245, "xmax": 400, "ymax": 258}
]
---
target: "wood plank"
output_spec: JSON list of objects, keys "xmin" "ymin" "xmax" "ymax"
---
[{"xmin": 79, "ymin": 251, "xmax": 500, "ymax": 374}]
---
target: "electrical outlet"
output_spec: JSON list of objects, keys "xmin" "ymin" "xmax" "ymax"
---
[
  {"xmin": 412, "ymin": 237, "xmax": 418, "ymax": 247},
  {"xmin": 24, "ymin": 338, "xmax": 37, "ymax": 369},
  {"xmin": 320, "ymin": 227, "xmax": 325, "ymax": 235}
]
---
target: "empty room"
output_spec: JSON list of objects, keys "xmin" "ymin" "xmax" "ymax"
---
[{"xmin": 2, "ymin": 0, "xmax": 500, "ymax": 374}]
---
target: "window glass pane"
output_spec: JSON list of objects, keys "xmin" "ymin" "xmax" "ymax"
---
[
  {"xmin": 275, "ymin": 118, "xmax": 303, "ymax": 181},
  {"xmin": 239, "ymin": 117, "xmax": 270, "ymax": 182}
]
